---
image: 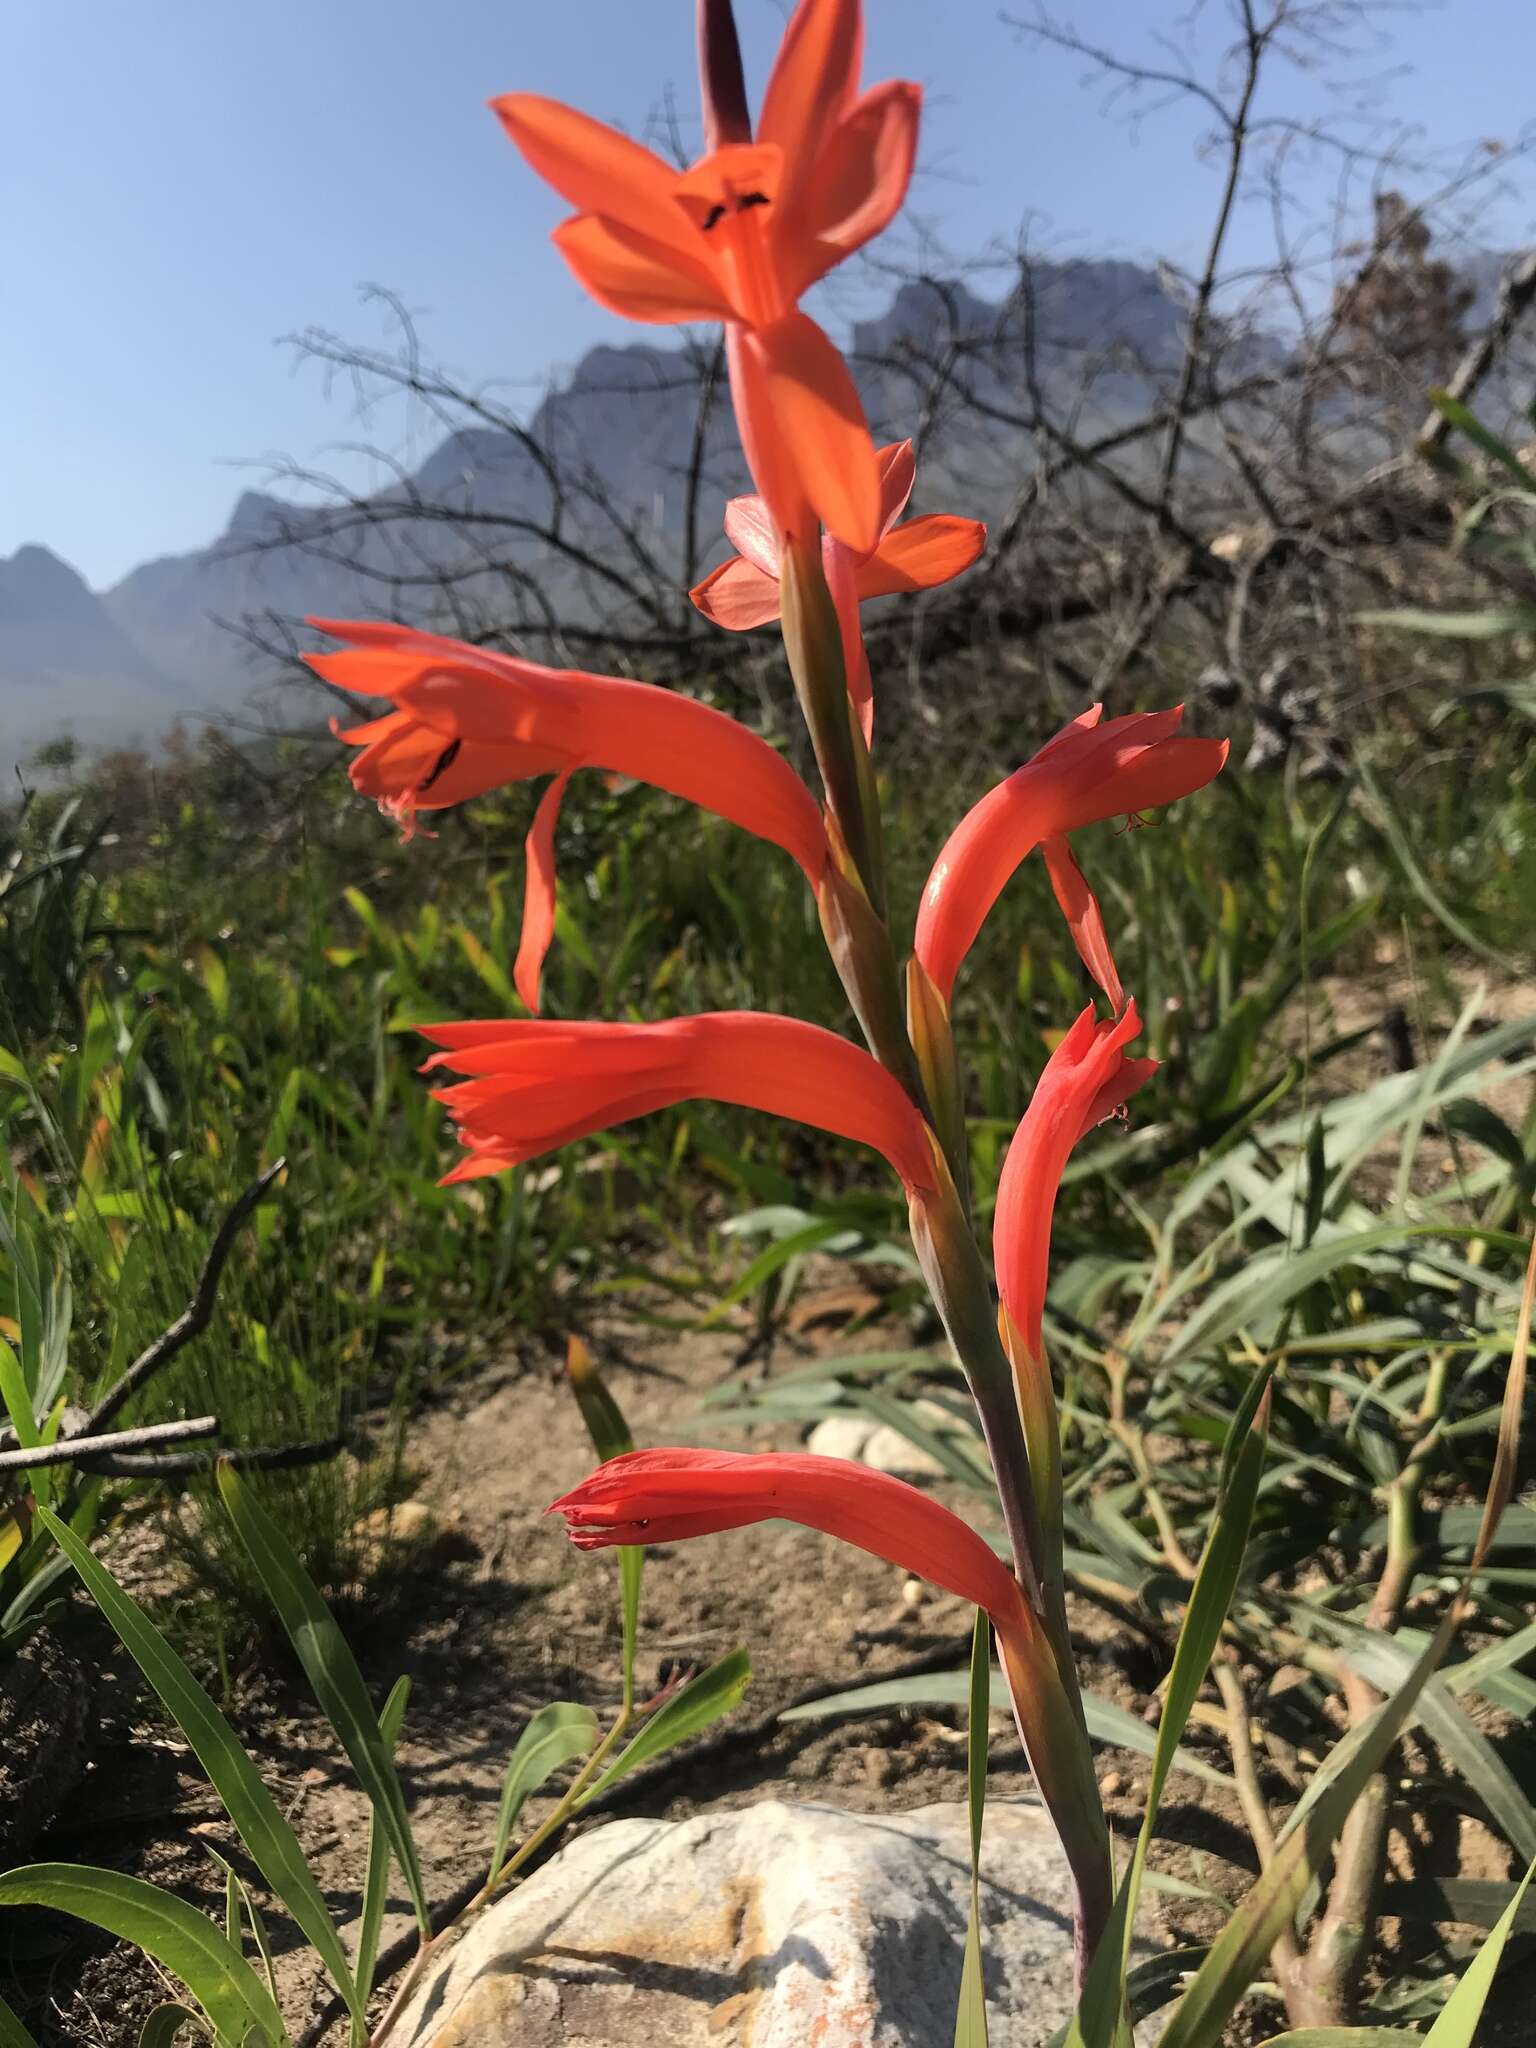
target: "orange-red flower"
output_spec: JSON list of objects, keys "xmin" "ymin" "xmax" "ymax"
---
[
  {"xmin": 312, "ymin": 618, "xmax": 828, "ymax": 1011},
  {"xmin": 551, "ymin": 1445, "xmax": 1030, "ymax": 1621},
  {"xmin": 689, "ymin": 442, "xmax": 985, "ymax": 742},
  {"xmin": 419, "ymin": 1011, "xmax": 939, "ymax": 1193},
  {"xmin": 994, "ymin": 1002, "xmax": 1157, "ymax": 1368},
  {"xmin": 548, "ymin": 1441, "xmax": 1106, "ymax": 1879},
  {"xmin": 915, "ymin": 707, "xmax": 1228, "ymax": 1007},
  {"xmin": 492, "ymin": 0, "xmax": 919, "ymax": 552}
]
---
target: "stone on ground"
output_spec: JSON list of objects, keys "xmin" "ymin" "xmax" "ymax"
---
[{"xmin": 397, "ymin": 1797, "xmax": 1126, "ymax": 2046}]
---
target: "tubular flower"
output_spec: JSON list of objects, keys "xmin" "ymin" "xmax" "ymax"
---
[
  {"xmin": 552, "ymin": 1446, "xmax": 1029, "ymax": 1616},
  {"xmin": 492, "ymin": 0, "xmax": 920, "ymax": 552},
  {"xmin": 419, "ymin": 1012, "xmax": 940, "ymax": 1193},
  {"xmin": 311, "ymin": 618, "xmax": 828, "ymax": 1011},
  {"xmin": 915, "ymin": 706, "xmax": 1228, "ymax": 1007},
  {"xmin": 548, "ymin": 1444, "xmax": 1104, "ymax": 1879},
  {"xmin": 994, "ymin": 1002, "xmax": 1157, "ymax": 1370},
  {"xmin": 689, "ymin": 442, "xmax": 985, "ymax": 743}
]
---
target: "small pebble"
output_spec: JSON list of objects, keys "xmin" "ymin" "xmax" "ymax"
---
[
  {"xmin": 901, "ymin": 1578, "xmax": 925, "ymax": 1608},
  {"xmin": 1098, "ymin": 1770, "xmax": 1125, "ymax": 1798}
]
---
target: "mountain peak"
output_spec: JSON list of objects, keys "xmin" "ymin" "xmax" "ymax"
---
[{"xmin": 0, "ymin": 544, "xmax": 98, "ymax": 617}]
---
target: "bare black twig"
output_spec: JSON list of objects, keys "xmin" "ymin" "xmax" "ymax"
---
[{"xmin": 85, "ymin": 1158, "xmax": 287, "ymax": 1434}]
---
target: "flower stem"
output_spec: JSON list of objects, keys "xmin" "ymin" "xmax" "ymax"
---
[{"xmin": 366, "ymin": 1706, "xmax": 633, "ymax": 2046}]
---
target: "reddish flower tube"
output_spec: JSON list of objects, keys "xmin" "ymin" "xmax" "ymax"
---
[
  {"xmin": 915, "ymin": 706, "xmax": 1228, "ymax": 1005},
  {"xmin": 994, "ymin": 1002, "xmax": 1157, "ymax": 1368},
  {"xmin": 312, "ymin": 618, "xmax": 829, "ymax": 1010},
  {"xmin": 420, "ymin": 1011, "xmax": 940, "ymax": 1194},
  {"xmin": 551, "ymin": 1446, "xmax": 1029, "ymax": 1623}
]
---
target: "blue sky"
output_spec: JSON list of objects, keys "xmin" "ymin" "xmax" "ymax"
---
[{"xmin": 6, "ymin": 0, "xmax": 1535, "ymax": 588}]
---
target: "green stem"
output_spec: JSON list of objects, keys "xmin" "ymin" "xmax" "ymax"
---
[{"xmin": 366, "ymin": 1706, "xmax": 633, "ymax": 2047}]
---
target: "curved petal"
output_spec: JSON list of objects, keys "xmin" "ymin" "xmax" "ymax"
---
[
  {"xmin": 915, "ymin": 707, "xmax": 1228, "ymax": 1001},
  {"xmin": 552, "ymin": 214, "xmax": 732, "ymax": 324},
  {"xmin": 757, "ymin": 0, "xmax": 862, "ymax": 184},
  {"xmin": 420, "ymin": 1012, "xmax": 940, "ymax": 1194},
  {"xmin": 784, "ymin": 80, "xmax": 922, "ymax": 297},
  {"xmin": 318, "ymin": 623, "xmax": 828, "ymax": 884},
  {"xmin": 730, "ymin": 313, "xmax": 880, "ymax": 553},
  {"xmin": 1090, "ymin": 733, "xmax": 1231, "ymax": 823},
  {"xmin": 852, "ymin": 514, "xmax": 986, "ymax": 598},
  {"xmin": 1042, "ymin": 835, "xmax": 1124, "ymax": 1015},
  {"xmin": 490, "ymin": 94, "xmax": 695, "ymax": 255},
  {"xmin": 515, "ymin": 770, "xmax": 573, "ymax": 1014},
  {"xmin": 305, "ymin": 647, "xmax": 447, "ymax": 715},
  {"xmin": 994, "ymin": 1003, "xmax": 1156, "ymax": 1362},
  {"xmin": 689, "ymin": 553, "xmax": 784, "ymax": 631},
  {"xmin": 721, "ymin": 493, "xmax": 781, "ymax": 577},
  {"xmin": 550, "ymin": 1447, "xmax": 1029, "ymax": 1625},
  {"xmin": 876, "ymin": 439, "xmax": 917, "ymax": 536}
]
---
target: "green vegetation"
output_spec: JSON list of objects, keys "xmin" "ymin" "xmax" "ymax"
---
[{"xmin": 1, "ymin": 627, "xmax": 1533, "ymax": 1633}]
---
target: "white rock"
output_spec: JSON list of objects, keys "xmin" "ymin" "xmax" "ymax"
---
[
  {"xmin": 805, "ymin": 1414, "xmax": 877, "ymax": 1462},
  {"xmin": 859, "ymin": 1423, "xmax": 946, "ymax": 1479},
  {"xmin": 397, "ymin": 1798, "xmax": 1148, "ymax": 2047}
]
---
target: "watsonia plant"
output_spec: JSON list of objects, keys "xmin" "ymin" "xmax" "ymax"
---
[{"xmin": 4, "ymin": 2, "xmax": 1530, "ymax": 2043}]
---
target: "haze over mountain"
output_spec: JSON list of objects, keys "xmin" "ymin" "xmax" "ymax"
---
[{"xmin": 3, "ymin": 246, "xmax": 1514, "ymax": 769}]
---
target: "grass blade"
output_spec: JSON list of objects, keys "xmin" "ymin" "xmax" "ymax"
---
[
  {"xmin": 1420, "ymin": 1847, "xmax": 1536, "ymax": 2045},
  {"xmin": 781, "ymin": 1672, "xmax": 1234, "ymax": 1789},
  {"xmin": 1157, "ymin": 1604, "xmax": 1465, "ymax": 2048},
  {"xmin": 566, "ymin": 1335, "xmax": 643, "ymax": 1710},
  {"xmin": 138, "ymin": 2006, "xmax": 208, "ymax": 2046},
  {"xmin": 0, "ymin": 1991, "xmax": 40, "ymax": 2048},
  {"xmin": 487, "ymin": 1702, "xmax": 600, "ymax": 1886},
  {"xmin": 954, "ymin": 1608, "xmax": 991, "ymax": 2048},
  {"xmin": 352, "ymin": 1675, "xmax": 410, "ymax": 2039},
  {"xmin": 1067, "ymin": 1368, "xmax": 1274, "ymax": 2048},
  {"xmin": 36, "ymin": 1505, "xmax": 359, "ymax": 2021},
  {"xmin": 1253, "ymin": 2032, "xmax": 1424, "ymax": 2046},
  {"xmin": 0, "ymin": 1864, "xmax": 287, "ymax": 2046},
  {"xmin": 216, "ymin": 1464, "xmax": 429, "ymax": 1937}
]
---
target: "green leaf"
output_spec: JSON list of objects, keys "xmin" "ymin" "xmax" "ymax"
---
[
  {"xmin": 0, "ymin": 1990, "xmax": 40, "ymax": 2048},
  {"xmin": 577, "ymin": 1649, "xmax": 751, "ymax": 1805},
  {"xmin": 215, "ymin": 1465, "xmax": 429, "ymax": 1937},
  {"xmin": 1067, "ymin": 1366, "xmax": 1273, "ymax": 2048},
  {"xmin": 1157, "ymin": 1603, "xmax": 1466, "ymax": 2048},
  {"xmin": 954, "ymin": 1609, "xmax": 990, "ymax": 2048},
  {"xmin": 139, "ymin": 2008, "xmax": 209, "ymax": 2047},
  {"xmin": 1323, "ymin": 1624, "xmax": 1536, "ymax": 1865},
  {"xmin": 1253, "ymin": 2031, "xmax": 1425, "ymax": 2046},
  {"xmin": 1356, "ymin": 758, "xmax": 1509, "ymax": 968},
  {"xmin": 353, "ymin": 1675, "xmax": 410, "ymax": 2040},
  {"xmin": 1421, "ymin": 1848, "xmax": 1536, "ymax": 2045},
  {"xmin": 36, "ymin": 1506, "xmax": 360, "ymax": 2021},
  {"xmin": 1426, "ymin": 389, "xmax": 1536, "ymax": 486},
  {"xmin": 0, "ymin": 1865, "xmax": 287, "ymax": 2046},
  {"xmin": 565, "ymin": 1335, "xmax": 643, "ymax": 1710},
  {"xmin": 487, "ymin": 1703, "xmax": 600, "ymax": 1886},
  {"xmin": 1440, "ymin": 1099, "xmax": 1531, "ymax": 1181},
  {"xmin": 1356, "ymin": 604, "xmax": 1536, "ymax": 639},
  {"xmin": 781, "ymin": 1673, "xmax": 1233, "ymax": 1790}
]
